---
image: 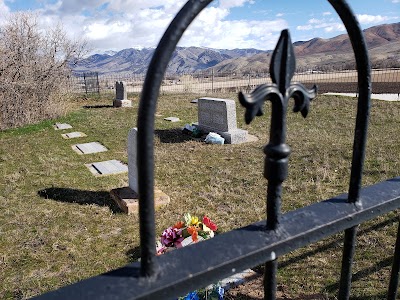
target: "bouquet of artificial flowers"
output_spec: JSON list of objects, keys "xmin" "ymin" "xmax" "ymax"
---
[
  {"xmin": 156, "ymin": 213, "xmax": 223, "ymax": 300},
  {"xmin": 157, "ymin": 213, "xmax": 218, "ymax": 255}
]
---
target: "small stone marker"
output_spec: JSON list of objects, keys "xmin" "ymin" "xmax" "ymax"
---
[
  {"xmin": 113, "ymin": 81, "xmax": 132, "ymax": 107},
  {"xmin": 53, "ymin": 123, "xmax": 72, "ymax": 130},
  {"xmin": 110, "ymin": 127, "xmax": 170, "ymax": 214},
  {"xmin": 85, "ymin": 160, "xmax": 128, "ymax": 176},
  {"xmin": 196, "ymin": 97, "xmax": 248, "ymax": 144},
  {"xmin": 164, "ymin": 117, "xmax": 180, "ymax": 122},
  {"xmin": 61, "ymin": 132, "xmax": 87, "ymax": 139},
  {"xmin": 72, "ymin": 142, "xmax": 108, "ymax": 154},
  {"xmin": 191, "ymin": 98, "xmax": 198, "ymax": 104}
]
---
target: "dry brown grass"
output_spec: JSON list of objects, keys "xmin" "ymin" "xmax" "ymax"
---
[{"xmin": 0, "ymin": 92, "xmax": 399, "ymax": 299}]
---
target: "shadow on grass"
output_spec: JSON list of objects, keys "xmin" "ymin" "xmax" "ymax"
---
[
  {"xmin": 126, "ymin": 246, "xmax": 141, "ymax": 263},
  {"xmin": 324, "ymin": 256, "xmax": 393, "ymax": 294},
  {"xmin": 154, "ymin": 128, "xmax": 197, "ymax": 144},
  {"xmin": 248, "ymin": 215, "xmax": 398, "ymax": 296},
  {"xmin": 277, "ymin": 215, "xmax": 398, "ymax": 270},
  {"xmin": 38, "ymin": 187, "xmax": 122, "ymax": 213},
  {"xmin": 83, "ymin": 104, "xmax": 114, "ymax": 109}
]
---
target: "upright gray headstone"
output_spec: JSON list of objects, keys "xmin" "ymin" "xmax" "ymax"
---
[
  {"xmin": 115, "ymin": 81, "xmax": 127, "ymax": 100},
  {"xmin": 128, "ymin": 128, "xmax": 138, "ymax": 193},
  {"xmin": 196, "ymin": 97, "xmax": 248, "ymax": 144},
  {"xmin": 114, "ymin": 81, "xmax": 132, "ymax": 107}
]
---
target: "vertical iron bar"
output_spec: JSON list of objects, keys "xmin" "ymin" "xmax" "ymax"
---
[
  {"xmin": 387, "ymin": 221, "xmax": 400, "ymax": 300},
  {"xmin": 83, "ymin": 73, "xmax": 88, "ymax": 94},
  {"xmin": 264, "ymin": 260, "xmax": 278, "ymax": 300},
  {"xmin": 212, "ymin": 69, "xmax": 214, "ymax": 93},
  {"xmin": 96, "ymin": 72, "xmax": 100, "ymax": 94},
  {"xmin": 338, "ymin": 226, "xmax": 358, "ymax": 300}
]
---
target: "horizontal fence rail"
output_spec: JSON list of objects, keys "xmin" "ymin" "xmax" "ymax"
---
[
  {"xmin": 68, "ymin": 67, "xmax": 400, "ymax": 95},
  {"xmin": 33, "ymin": 177, "xmax": 400, "ymax": 300}
]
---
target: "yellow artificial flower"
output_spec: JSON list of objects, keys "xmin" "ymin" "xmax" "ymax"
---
[{"xmin": 190, "ymin": 216, "xmax": 200, "ymax": 226}]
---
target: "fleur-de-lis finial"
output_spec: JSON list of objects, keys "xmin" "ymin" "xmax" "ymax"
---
[
  {"xmin": 238, "ymin": 29, "xmax": 317, "ymax": 231},
  {"xmin": 270, "ymin": 29, "xmax": 296, "ymax": 94}
]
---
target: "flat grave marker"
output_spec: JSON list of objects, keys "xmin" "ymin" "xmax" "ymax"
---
[
  {"xmin": 164, "ymin": 117, "xmax": 180, "ymax": 122},
  {"xmin": 61, "ymin": 132, "xmax": 87, "ymax": 139},
  {"xmin": 72, "ymin": 142, "xmax": 108, "ymax": 155},
  {"xmin": 85, "ymin": 160, "xmax": 128, "ymax": 176},
  {"xmin": 53, "ymin": 123, "xmax": 72, "ymax": 130}
]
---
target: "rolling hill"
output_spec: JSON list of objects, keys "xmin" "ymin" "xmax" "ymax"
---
[{"xmin": 71, "ymin": 22, "xmax": 400, "ymax": 75}]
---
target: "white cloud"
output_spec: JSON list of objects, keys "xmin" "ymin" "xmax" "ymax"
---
[
  {"xmin": 297, "ymin": 25, "xmax": 313, "ymax": 31},
  {"xmin": 356, "ymin": 14, "xmax": 391, "ymax": 24},
  {"xmin": 219, "ymin": 0, "xmax": 254, "ymax": 10},
  {"xmin": 322, "ymin": 12, "xmax": 331, "ymax": 16},
  {"xmin": 25, "ymin": 0, "xmax": 286, "ymax": 52},
  {"xmin": 297, "ymin": 17, "xmax": 346, "ymax": 34},
  {"xmin": 392, "ymin": 0, "xmax": 399, "ymax": 3},
  {"xmin": 0, "ymin": 0, "xmax": 10, "ymax": 24},
  {"xmin": 180, "ymin": 5, "xmax": 287, "ymax": 50}
]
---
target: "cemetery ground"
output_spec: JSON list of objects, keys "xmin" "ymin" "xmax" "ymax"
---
[{"xmin": 0, "ymin": 92, "xmax": 399, "ymax": 299}]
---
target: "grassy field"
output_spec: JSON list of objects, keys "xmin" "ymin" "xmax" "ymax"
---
[{"xmin": 0, "ymin": 92, "xmax": 400, "ymax": 299}]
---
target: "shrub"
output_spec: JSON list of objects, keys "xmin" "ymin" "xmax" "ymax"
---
[{"xmin": 0, "ymin": 12, "xmax": 87, "ymax": 130}]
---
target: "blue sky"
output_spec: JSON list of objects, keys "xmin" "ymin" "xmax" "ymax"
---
[{"xmin": 0, "ymin": 0, "xmax": 398, "ymax": 53}]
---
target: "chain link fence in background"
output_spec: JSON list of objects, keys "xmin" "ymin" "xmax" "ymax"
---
[{"xmin": 69, "ymin": 68, "xmax": 400, "ymax": 96}]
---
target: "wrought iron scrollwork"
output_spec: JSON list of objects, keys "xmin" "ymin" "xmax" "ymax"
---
[{"xmin": 239, "ymin": 29, "xmax": 317, "ymax": 230}]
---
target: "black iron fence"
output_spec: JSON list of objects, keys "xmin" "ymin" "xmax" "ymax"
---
[
  {"xmin": 69, "ymin": 67, "xmax": 400, "ymax": 95},
  {"xmin": 33, "ymin": 0, "xmax": 400, "ymax": 300}
]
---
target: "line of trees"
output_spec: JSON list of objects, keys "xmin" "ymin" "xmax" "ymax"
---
[{"xmin": 0, "ymin": 12, "xmax": 87, "ymax": 130}]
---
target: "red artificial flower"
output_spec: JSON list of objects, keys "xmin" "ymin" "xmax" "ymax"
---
[{"xmin": 203, "ymin": 216, "xmax": 217, "ymax": 231}]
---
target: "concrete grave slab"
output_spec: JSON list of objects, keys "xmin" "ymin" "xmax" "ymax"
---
[
  {"xmin": 85, "ymin": 160, "xmax": 128, "ymax": 176},
  {"xmin": 53, "ymin": 123, "xmax": 72, "ymax": 130},
  {"xmin": 61, "ymin": 132, "xmax": 87, "ymax": 139},
  {"xmin": 164, "ymin": 117, "xmax": 180, "ymax": 122},
  {"xmin": 72, "ymin": 142, "xmax": 108, "ymax": 154},
  {"xmin": 110, "ymin": 187, "xmax": 170, "ymax": 215}
]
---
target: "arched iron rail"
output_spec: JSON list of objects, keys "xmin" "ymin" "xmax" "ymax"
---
[{"xmin": 137, "ymin": 0, "xmax": 371, "ymax": 298}]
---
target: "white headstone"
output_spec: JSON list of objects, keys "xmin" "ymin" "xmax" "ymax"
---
[{"xmin": 128, "ymin": 128, "xmax": 138, "ymax": 193}]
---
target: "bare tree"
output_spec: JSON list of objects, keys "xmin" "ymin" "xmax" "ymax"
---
[{"xmin": 0, "ymin": 12, "xmax": 87, "ymax": 129}]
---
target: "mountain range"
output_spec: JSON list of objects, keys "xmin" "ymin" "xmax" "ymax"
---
[{"xmin": 71, "ymin": 22, "xmax": 400, "ymax": 75}]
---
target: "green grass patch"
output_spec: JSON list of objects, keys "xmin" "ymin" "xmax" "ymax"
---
[{"xmin": 0, "ymin": 92, "xmax": 400, "ymax": 299}]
